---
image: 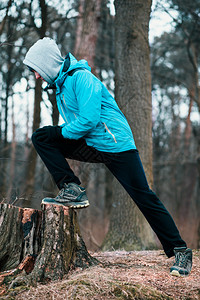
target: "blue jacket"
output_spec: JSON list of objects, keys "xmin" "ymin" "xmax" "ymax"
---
[{"xmin": 54, "ymin": 53, "xmax": 136, "ymax": 153}]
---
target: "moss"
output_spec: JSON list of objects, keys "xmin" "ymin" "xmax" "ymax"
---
[
  {"xmin": 0, "ymin": 274, "xmax": 174, "ymax": 300},
  {"xmin": 60, "ymin": 279, "xmax": 100, "ymax": 299},
  {"xmin": 0, "ymin": 285, "xmax": 29, "ymax": 299},
  {"xmin": 111, "ymin": 283, "xmax": 173, "ymax": 300},
  {"xmin": 67, "ymin": 279, "xmax": 93, "ymax": 287},
  {"xmin": 58, "ymin": 278, "xmax": 172, "ymax": 300}
]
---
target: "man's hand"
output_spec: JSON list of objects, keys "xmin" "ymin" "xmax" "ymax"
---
[{"xmin": 34, "ymin": 126, "xmax": 63, "ymax": 143}]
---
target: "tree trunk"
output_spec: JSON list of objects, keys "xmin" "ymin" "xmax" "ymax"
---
[
  {"xmin": 47, "ymin": 90, "xmax": 59, "ymax": 125},
  {"xmin": 0, "ymin": 204, "xmax": 41, "ymax": 272},
  {"xmin": 23, "ymin": 79, "xmax": 42, "ymax": 203},
  {"xmin": 7, "ymin": 97, "xmax": 17, "ymax": 201},
  {"xmin": 184, "ymin": 98, "xmax": 193, "ymax": 157},
  {"xmin": 103, "ymin": 0, "xmax": 157, "ymax": 251},
  {"xmin": 0, "ymin": 203, "xmax": 97, "ymax": 293},
  {"xmin": 72, "ymin": 0, "xmax": 112, "ymax": 251},
  {"xmin": 114, "ymin": 0, "xmax": 153, "ymax": 184},
  {"xmin": 0, "ymin": 0, "xmax": 12, "ymax": 35},
  {"xmin": 186, "ymin": 43, "xmax": 200, "ymax": 179},
  {"xmin": 22, "ymin": 0, "xmax": 48, "ymax": 203},
  {"xmin": 74, "ymin": 0, "xmax": 102, "ymax": 75}
]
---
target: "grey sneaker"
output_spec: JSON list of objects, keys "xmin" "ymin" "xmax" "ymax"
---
[
  {"xmin": 170, "ymin": 247, "xmax": 192, "ymax": 276},
  {"xmin": 42, "ymin": 182, "xmax": 89, "ymax": 209}
]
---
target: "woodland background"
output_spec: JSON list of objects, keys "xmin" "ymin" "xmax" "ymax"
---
[{"xmin": 0, "ymin": 0, "xmax": 200, "ymax": 253}]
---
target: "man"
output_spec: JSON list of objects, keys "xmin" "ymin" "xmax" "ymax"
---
[{"xmin": 23, "ymin": 37, "xmax": 192, "ymax": 277}]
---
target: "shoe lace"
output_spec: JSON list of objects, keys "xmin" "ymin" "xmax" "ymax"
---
[
  {"xmin": 57, "ymin": 188, "xmax": 65, "ymax": 197},
  {"xmin": 174, "ymin": 252, "xmax": 189, "ymax": 268},
  {"xmin": 57, "ymin": 186, "xmax": 77, "ymax": 198}
]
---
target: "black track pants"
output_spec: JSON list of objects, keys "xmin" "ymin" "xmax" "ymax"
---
[{"xmin": 32, "ymin": 133, "xmax": 187, "ymax": 257}]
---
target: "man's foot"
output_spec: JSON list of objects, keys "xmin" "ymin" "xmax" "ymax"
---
[
  {"xmin": 42, "ymin": 182, "xmax": 89, "ymax": 209},
  {"xmin": 170, "ymin": 247, "xmax": 192, "ymax": 277}
]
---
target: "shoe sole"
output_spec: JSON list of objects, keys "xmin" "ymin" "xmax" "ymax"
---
[
  {"xmin": 170, "ymin": 270, "xmax": 181, "ymax": 277},
  {"xmin": 41, "ymin": 199, "xmax": 89, "ymax": 209},
  {"xmin": 170, "ymin": 270, "xmax": 189, "ymax": 277}
]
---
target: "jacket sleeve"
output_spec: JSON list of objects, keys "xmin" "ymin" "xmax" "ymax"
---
[{"xmin": 61, "ymin": 71, "xmax": 102, "ymax": 140}]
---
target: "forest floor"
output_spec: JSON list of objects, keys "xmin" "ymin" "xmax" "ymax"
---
[{"xmin": 1, "ymin": 250, "xmax": 200, "ymax": 300}]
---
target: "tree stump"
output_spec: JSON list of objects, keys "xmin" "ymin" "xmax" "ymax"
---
[{"xmin": 0, "ymin": 203, "xmax": 98, "ymax": 293}]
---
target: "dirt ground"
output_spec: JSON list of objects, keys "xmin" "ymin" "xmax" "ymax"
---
[{"xmin": 2, "ymin": 250, "xmax": 200, "ymax": 300}]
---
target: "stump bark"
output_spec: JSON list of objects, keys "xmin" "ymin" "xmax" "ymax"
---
[{"xmin": 0, "ymin": 203, "xmax": 98, "ymax": 292}]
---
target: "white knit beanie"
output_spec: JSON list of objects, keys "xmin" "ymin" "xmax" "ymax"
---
[{"xmin": 23, "ymin": 37, "xmax": 64, "ymax": 84}]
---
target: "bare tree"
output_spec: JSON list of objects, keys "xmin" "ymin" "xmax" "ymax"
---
[
  {"xmin": 24, "ymin": 0, "xmax": 48, "ymax": 201},
  {"xmin": 74, "ymin": 0, "xmax": 102, "ymax": 74},
  {"xmin": 103, "ymin": 0, "xmax": 156, "ymax": 251}
]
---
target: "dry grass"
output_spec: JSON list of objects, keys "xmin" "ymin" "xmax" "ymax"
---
[{"xmin": 2, "ymin": 250, "xmax": 200, "ymax": 300}]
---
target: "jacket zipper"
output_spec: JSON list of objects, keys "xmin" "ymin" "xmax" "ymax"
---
[
  {"xmin": 62, "ymin": 94, "xmax": 68, "ymax": 108},
  {"xmin": 103, "ymin": 122, "xmax": 117, "ymax": 143},
  {"xmin": 62, "ymin": 94, "xmax": 77, "ymax": 119},
  {"xmin": 60, "ymin": 95, "xmax": 68, "ymax": 123}
]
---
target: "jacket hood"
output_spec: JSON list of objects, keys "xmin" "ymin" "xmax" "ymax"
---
[
  {"xmin": 23, "ymin": 37, "xmax": 64, "ymax": 84},
  {"xmin": 55, "ymin": 53, "xmax": 91, "ymax": 87}
]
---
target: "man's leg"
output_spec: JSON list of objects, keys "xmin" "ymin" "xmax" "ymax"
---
[
  {"xmin": 104, "ymin": 149, "xmax": 187, "ymax": 258},
  {"xmin": 31, "ymin": 131, "xmax": 108, "ymax": 207},
  {"xmin": 104, "ymin": 149, "xmax": 192, "ymax": 276},
  {"xmin": 32, "ymin": 132, "xmax": 80, "ymax": 188},
  {"xmin": 32, "ymin": 132, "xmax": 106, "ymax": 189}
]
